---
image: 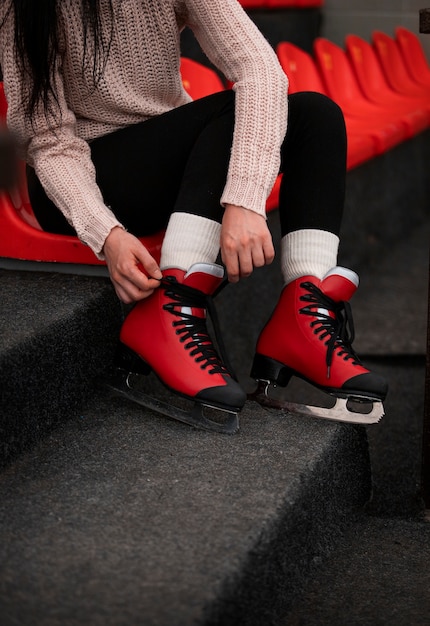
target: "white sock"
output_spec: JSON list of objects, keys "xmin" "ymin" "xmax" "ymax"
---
[
  {"xmin": 160, "ymin": 212, "xmax": 221, "ymax": 271},
  {"xmin": 281, "ymin": 229, "xmax": 340, "ymax": 284}
]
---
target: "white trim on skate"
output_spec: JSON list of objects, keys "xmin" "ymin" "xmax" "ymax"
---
[
  {"xmin": 323, "ymin": 266, "xmax": 359, "ymax": 287},
  {"xmin": 185, "ymin": 263, "xmax": 224, "ymax": 279}
]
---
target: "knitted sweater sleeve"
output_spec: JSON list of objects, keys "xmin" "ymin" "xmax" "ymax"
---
[
  {"xmin": 0, "ymin": 14, "xmax": 123, "ymax": 259},
  {"xmin": 183, "ymin": 0, "xmax": 289, "ymax": 216},
  {"xmin": 26, "ymin": 83, "xmax": 123, "ymax": 259}
]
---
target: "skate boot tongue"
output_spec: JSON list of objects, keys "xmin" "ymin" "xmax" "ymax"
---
[
  {"xmin": 179, "ymin": 263, "xmax": 225, "ymax": 319},
  {"xmin": 320, "ymin": 266, "xmax": 359, "ymax": 302},
  {"xmin": 296, "ymin": 267, "xmax": 358, "ymax": 325},
  {"xmin": 183, "ymin": 263, "xmax": 225, "ymax": 295},
  {"xmin": 161, "ymin": 264, "xmax": 224, "ymax": 319}
]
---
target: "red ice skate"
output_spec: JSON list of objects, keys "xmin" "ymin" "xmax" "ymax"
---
[
  {"xmin": 250, "ymin": 267, "xmax": 387, "ymax": 424},
  {"xmin": 107, "ymin": 262, "xmax": 246, "ymax": 433}
]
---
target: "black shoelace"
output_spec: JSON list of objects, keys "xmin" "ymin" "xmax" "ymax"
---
[
  {"xmin": 299, "ymin": 281, "xmax": 361, "ymax": 377},
  {"xmin": 161, "ymin": 276, "xmax": 236, "ymax": 379}
]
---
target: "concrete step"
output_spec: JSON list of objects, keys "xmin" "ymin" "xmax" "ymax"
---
[
  {"xmin": 0, "ymin": 387, "xmax": 370, "ymax": 626},
  {"xmin": 0, "ymin": 255, "xmax": 372, "ymax": 626},
  {"xmin": 0, "ymin": 270, "xmax": 121, "ymax": 466}
]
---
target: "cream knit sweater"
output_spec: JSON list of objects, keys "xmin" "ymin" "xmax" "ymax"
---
[{"xmin": 0, "ymin": 0, "xmax": 288, "ymax": 257}]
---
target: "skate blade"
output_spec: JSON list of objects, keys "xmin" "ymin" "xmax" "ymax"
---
[
  {"xmin": 250, "ymin": 383, "xmax": 384, "ymax": 425},
  {"xmin": 105, "ymin": 371, "xmax": 240, "ymax": 435}
]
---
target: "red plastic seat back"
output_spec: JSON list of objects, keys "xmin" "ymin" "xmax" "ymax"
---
[
  {"xmin": 267, "ymin": 0, "xmax": 306, "ymax": 6},
  {"xmin": 0, "ymin": 83, "xmax": 8, "ymax": 126},
  {"xmin": 238, "ymin": 0, "xmax": 266, "ymax": 7},
  {"xmin": 240, "ymin": 0, "xmax": 324, "ymax": 5},
  {"xmin": 180, "ymin": 58, "xmax": 225, "ymax": 100},
  {"xmin": 372, "ymin": 30, "xmax": 427, "ymax": 93},
  {"xmin": 0, "ymin": 82, "xmax": 40, "ymax": 225},
  {"xmin": 345, "ymin": 34, "xmax": 391, "ymax": 98},
  {"xmin": 267, "ymin": 0, "xmax": 324, "ymax": 5},
  {"xmin": 395, "ymin": 26, "xmax": 430, "ymax": 84},
  {"xmin": 313, "ymin": 38, "xmax": 364, "ymax": 106},
  {"xmin": 276, "ymin": 41, "xmax": 326, "ymax": 94}
]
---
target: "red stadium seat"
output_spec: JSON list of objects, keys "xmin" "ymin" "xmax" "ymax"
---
[
  {"xmin": 239, "ymin": 0, "xmax": 324, "ymax": 5},
  {"xmin": 265, "ymin": 174, "xmax": 281, "ymax": 212},
  {"xmin": 277, "ymin": 41, "xmax": 325, "ymax": 92},
  {"xmin": 266, "ymin": 1, "xmax": 306, "ymax": 6},
  {"xmin": 372, "ymin": 30, "xmax": 430, "ymax": 99},
  {"xmin": 266, "ymin": 0, "xmax": 324, "ymax": 6},
  {"xmin": 395, "ymin": 26, "xmax": 430, "ymax": 89},
  {"xmin": 276, "ymin": 41, "xmax": 377, "ymax": 169},
  {"xmin": 345, "ymin": 34, "xmax": 429, "ymax": 134},
  {"xmin": 0, "ymin": 192, "xmax": 164, "ymax": 268},
  {"xmin": 0, "ymin": 85, "xmax": 7, "ymax": 125},
  {"xmin": 314, "ymin": 38, "xmax": 408, "ymax": 153},
  {"xmin": 238, "ymin": 0, "xmax": 267, "ymax": 7},
  {"xmin": 296, "ymin": 0, "xmax": 324, "ymax": 6},
  {"xmin": 180, "ymin": 57, "xmax": 225, "ymax": 99}
]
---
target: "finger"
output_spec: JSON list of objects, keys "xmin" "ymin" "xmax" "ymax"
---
[
  {"xmin": 138, "ymin": 250, "xmax": 162, "ymax": 280},
  {"xmin": 109, "ymin": 259, "xmax": 159, "ymax": 301},
  {"xmin": 126, "ymin": 249, "xmax": 162, "ymax": 291},
  {"xmin": 237, "ymin": 248, "xmax": 254, "ymax": 278},
  {"xmin": 128, "ymin": 272, "xmax": 160, "ymax": 296},
  {"xmin": 221, "ymin": 247, "xmax": 240, "ymax": 283},
  {"xmin": 250, "ymin": 245, "xmax": 266, "ymax": 269},
  {"xmin": 128, "ymin": 264, "xmax": 160, "ymax": 292},
  {"xmin": 114, "ymin": 277, "xmax": 156, "ymax": 304},
  {"xmin": 263, "ymin": 238, "xmax": 275, "ymax": 265}
]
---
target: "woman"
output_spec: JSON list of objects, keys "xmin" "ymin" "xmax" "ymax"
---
[{"xmin": 0, "ymin": 0, "xmax": 387, "ymax": 426}]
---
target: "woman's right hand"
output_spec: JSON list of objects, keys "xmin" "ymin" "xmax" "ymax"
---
[{"xmin": 103, "ymin": 226, "xmax": 163, "ymax": 303}]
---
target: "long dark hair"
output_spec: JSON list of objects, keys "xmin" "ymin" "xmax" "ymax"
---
[{"xmin": 3, "ymin": 0, "xmax": 113, "ymax": 117}]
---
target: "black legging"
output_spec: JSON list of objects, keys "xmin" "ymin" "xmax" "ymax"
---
[{"xmin": 28, "ymin": 90, "xmax": 346, "ymax": 239}]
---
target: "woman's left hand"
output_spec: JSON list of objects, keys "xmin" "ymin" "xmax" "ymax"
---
[{"xmin": 220, "ymin": 204, "xmax": 275, "ymax": 282}]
